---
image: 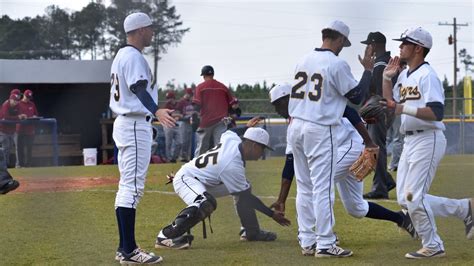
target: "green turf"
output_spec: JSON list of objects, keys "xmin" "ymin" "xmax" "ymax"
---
[{"xmin": 0, "ymin": 155, "xmax": 473, "ymax": 265}]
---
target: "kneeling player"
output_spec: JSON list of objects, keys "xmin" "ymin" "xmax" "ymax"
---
[{"xmin": 155, "ymin": 119, "xmax": 290, "ymax": 249}]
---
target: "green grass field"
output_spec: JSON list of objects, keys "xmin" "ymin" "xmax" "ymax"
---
[{"xmin": 1, "ymin": 155, "xmax": 473, "ymax": 265}]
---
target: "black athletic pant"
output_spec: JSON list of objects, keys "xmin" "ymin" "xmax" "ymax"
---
[{"xmin": 17, "ymin": 134, "xmax": 34, "ymax": 167}]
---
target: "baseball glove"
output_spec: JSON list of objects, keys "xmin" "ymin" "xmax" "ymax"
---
[
  {"xmin": 359, "ymin": 95, "xmax": 385, "ymax": 124},
  {"xmin": 349, "ymin": 146, "xmax": 379, "ymax": 181}
]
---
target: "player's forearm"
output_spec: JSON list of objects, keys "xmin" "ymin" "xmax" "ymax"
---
[
  {"xmin": 276, "ymin": 179, "xmax": 292, "ymax": 204},
  {"xmin": 382, "ymin": 78, "xmax": 394, "ymax": 100},
  {"xmin": 354, "ymin": 122, "xmax": 376, "ymax": 147},
  {"xmin": 398, "ymin": 105, "xmax": 440, "ymax": 121},
  {"xmin": 237, "ymin": 189, "xmax": 274, "ymax": 218},
  {"xmin": 130, "ymin": 80, "xmax": 158, "ymax": 114}
]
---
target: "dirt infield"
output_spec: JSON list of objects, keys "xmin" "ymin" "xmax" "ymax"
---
[{"xmin": 13, "ymin": 177, "xmax": 117, "ymax": 193}]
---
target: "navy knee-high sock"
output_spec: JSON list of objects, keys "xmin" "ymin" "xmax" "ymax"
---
[
  {"xmin": 366, "ymin": 202, "xmax": 403, "ymax": 226},
  {"xmin": 117, "ymin": 207, "xmax": 137, "ymax": 254},
  {"xmin": 115, "ymin": 208, "xmax": 124, "ymax": 251}
]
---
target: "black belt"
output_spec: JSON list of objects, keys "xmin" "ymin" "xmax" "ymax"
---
[
  {"xmin": 123, "ymin": 114, "xmax": 152, "ymax": 122},
  {"xmin": 405, "ymin": 130, "xmax": 424, "ymax": 135}
]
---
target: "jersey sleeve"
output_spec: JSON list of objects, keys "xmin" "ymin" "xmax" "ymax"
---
[
  {"xmin": 332, "ymin": 60, "xmax": 358, "ymax": 96},
  {"xmin": 421, "ymin": 73, "xmax": 444, "ymax": 104},
  {"xmin": 123, "ymin": 55, "xmax": 150, "ymax": 91}
]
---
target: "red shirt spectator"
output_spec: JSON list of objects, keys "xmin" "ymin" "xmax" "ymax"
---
[
  {"xmin": 193, "ymin": 79, "xmax": 233, "ymax": 128},
  {"xmin": 17, "ymin": 90, "xmax": 39, "ymax": 135},
  {"xmin": 0, "ymin": 94, "xmax": 21, "ymax": 135},
  {"xmin": 176, "ymin": 89, "xmax": 194, "ymax": 121}
]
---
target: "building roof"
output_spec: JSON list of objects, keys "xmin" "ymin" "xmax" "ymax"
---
[{"xmin": 0, "ymin": 59, "xmax": 113, "ymax": 84}]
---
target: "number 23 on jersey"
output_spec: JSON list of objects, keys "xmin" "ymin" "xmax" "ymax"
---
[{"xmin": 291, "ymin": 71, "xmax": 323, "ymax": 102}]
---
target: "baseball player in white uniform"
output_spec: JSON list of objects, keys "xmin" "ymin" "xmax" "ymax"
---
[
  {"xmin": 155, "ymin": 123, "xmax": 290, "ymax": 249},
  {"xmin": 269, "ymin": 83, "xmax": 417, "ymax": 256},
  {"xmin": 382, "ymin": 27, "xmax": 473, "ymax": 259},
  {"xmin": 109, "ymin": 12, "xmax": 176, "ymax": 264},
  {"xmin": 287, "ymin": 20, "xmax": 374, "ymax": 258}
]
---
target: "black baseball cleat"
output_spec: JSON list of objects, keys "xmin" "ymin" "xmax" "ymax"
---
[
  {"xmin": 398, "ymin": 209, "xmax": 418, "ymax": 239},
  {"xmin": 155, "ymin": 234, "xmax": 193, "ymax": 249},
  {"xmin": 0, "ymin": 180, "xmax": 20, "ymax": 195},
  {"xmin": 315, "ymin": 245, "xmax": 353, "ymax": 258},
  {"xmin": 363, "ymin": 191, "xmax": 388, "ymax": 199},
  {"xmin": 240, "ymin": 229, "xmax": 277, "ymax": 241},
  {"xmin": 465, "ymin": 199, "xmax": 473, "ymax": 240}
]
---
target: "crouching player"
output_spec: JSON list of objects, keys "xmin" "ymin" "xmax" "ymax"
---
[{"xmin": 155, "ymin": 117, "xmax": 290, "ymax": 249}]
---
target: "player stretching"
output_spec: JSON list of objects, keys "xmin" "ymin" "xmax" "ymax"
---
[
  {"xmin": 269, "ymin": 83, "xmax": 417, "ymax": 256},
  {"xmin": 110, "ymin": 12, "xmax": 176, "ymax": 264},
  {"xmin": 382, "ymin": 27, "xmax": 473, "ymax": 259}
]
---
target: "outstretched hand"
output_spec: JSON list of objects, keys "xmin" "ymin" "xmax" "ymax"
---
[
  {"xmin": 270, "ymin": 201, "xmax": 286, "ymax": 213},
  {"xmin": 272, "ymin": 210, "xmax": 291, "ymax": 226},
  {"xmin": 383, "ymin": 56, "xmax": 401, "ymax": 80},
  {"xmin": 156, "ymin": 109, "xmax": 177, "ymax": 128},
  {"xmin": 358, "ymin": 45, "xmax": 375, "ymax": 71},
  {"xmin": 246, "ymin": 116, "xmax": 263, "ymax": 128}
]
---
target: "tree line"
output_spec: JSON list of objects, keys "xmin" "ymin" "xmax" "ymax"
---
[{"xmin": 0, "ymin": 0, "xmax": 189, "ymax": 79}]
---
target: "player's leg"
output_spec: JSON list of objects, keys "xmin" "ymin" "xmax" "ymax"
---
[
  {"xmin": 288, "ymin": 120, "xmax": 316, "ymax": 253},
  {"xmin": 424, "ymin": 195, "xmax": 472, "ymax": 239},
  {"xmin": 212, "ymin": 121, "xmax": 227, "ymax": 148},
  {"xmin": 388, "ymin": 116, "xmax": 403, "ymax": 171},
  {"xmin": 0, "ymin": 146, "xmax": 20, "ymax": 194},
  {"xmin": 156, "ymin": 173, "xmax": 216, "ymax": 249},
  {"xmin": 402, "ymin": 131, "xmax": 446, "ymax": 258},
  {"xmin": 305, "ymin": 123, "xmax": 352, "ymax": 257},
  {"xmin": 365, "ymin": 120, "xmax": 395, "ymax": 199},
  {"xmin": 194, "ymin": 126, "xmax": 212, "ymax": 156},
  {"xmin": 113, "ymin": 118, "xmax": 152, "ymax": 256},
  {"xmin": 335, "ymin": 141, "xmax": 416, "ymax": 237}
]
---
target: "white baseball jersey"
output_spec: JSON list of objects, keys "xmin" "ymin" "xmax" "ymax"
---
[
  {"xmin": 288, "ymin": 49, "xmax": 358, "ymax": 125},
  {"xmin": 178, "ymin": 130, "xmax": 250, "ymax": 194},
  {"xmin": 109, "ymin": 45, "xmax": 158, "ymax": 116},
  {"xmin": 393, "ymin": 63, "xmax": 445, "ymax": 134}
]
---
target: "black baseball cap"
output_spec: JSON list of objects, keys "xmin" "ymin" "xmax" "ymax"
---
[
  {"xmin": 200, "ymin": 65, "xmax": 214, "ymax": 76},
  {"xmin": 361, "ymin": 32, "xmax": 386, "ymax": 44}
]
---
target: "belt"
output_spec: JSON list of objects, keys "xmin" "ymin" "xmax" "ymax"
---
[
  {"xmin": 405, "ymin": 130, "xmax": 424, "ymax": 135},
  {"xmin": 122, "ymin": 114, "xmax": 152, "ymax": 122}
]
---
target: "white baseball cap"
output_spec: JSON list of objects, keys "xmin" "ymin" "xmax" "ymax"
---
[
  {"xmin": 393, "ymin": 27, "xmax": 433, "ymax": 49},
  {"xmin": 323, "ymin": 20, "xmax": 351, "ymax": 47},
  {"xmin": 124, "ymin": 12, "xmax": 153, "ymax": 33},
  {"xmin": 269, "ymin": 83, "xmax": 292, "ymax": 103},
  {"xmin": 243, "ymin": 127, "xmax": 274, "ymax": 151}
]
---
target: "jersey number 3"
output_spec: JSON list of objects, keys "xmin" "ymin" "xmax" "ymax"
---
[
  {"xmin": 111, "ymin": 73, "xmax": 120, "ymax": 101},
  {"xmin": 291, "ymin": 71, "xmax": 323, "ymax": 102},
  {"xmin": 195, "ymin": 144, "xmax": 222, "ymax": 169}
]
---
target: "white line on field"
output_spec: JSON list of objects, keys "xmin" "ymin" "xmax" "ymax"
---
[{"xmin": 89, "ymin": 189, "xmax": 399, "ymax": 204}]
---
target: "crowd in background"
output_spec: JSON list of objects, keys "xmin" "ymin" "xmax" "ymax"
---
[{"xmin": 0, "ymin": 89, "xmax": 39, "ymax": 168}]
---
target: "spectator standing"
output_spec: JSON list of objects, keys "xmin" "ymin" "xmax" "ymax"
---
[
  {"xmin": 360, "ymin": 32, "xmax": 396, "ymax": 199},
  {"xmin": 164, "ymin": 90, "xmax": 182, "ymax": 163},
  {"xmin": 16, "ymin": 89, "xmax": 39, "ymax": 167},
  {"xmin": 176, "ymin": 88, "xmax": 194, "ymax": 162},
  {"xmin": 0, "ymin": 92, "xmax": 25, "ymax": 168},
  {"xmin": 193, "ymin": 65, "xmax": 234, "ymax": 156}
]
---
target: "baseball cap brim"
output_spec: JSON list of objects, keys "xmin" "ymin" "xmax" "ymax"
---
[{"xmin": 392, "ymin": 36, "xmax": 425, "ymax": 47}]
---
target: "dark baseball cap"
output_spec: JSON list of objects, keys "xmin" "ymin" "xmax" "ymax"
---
[
  {"xmin": 361, "ymin": 32, "xmax": 386, "ymax": 44},
  {"xmin": 200, "ymin": 65, "xmax": 214, "ymax": 76}
]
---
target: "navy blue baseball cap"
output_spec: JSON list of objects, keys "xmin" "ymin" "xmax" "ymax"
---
[
  {"xmin": 361, "ymin": 32, "xmax": 386, "ymax": 44},
  {"xmin": 200, "ymin": 65, "xmax": 214, "ymax": 76}
]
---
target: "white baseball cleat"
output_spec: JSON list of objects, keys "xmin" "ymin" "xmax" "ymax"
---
[
  {"xmin": 405, "ymin": 247, "xmax": 445, "ymax": 259},
  {"xmin": 301, "ymin": 243, "xmax": 316, "ymax": 256}
]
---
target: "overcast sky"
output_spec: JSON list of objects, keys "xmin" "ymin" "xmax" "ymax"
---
[{"xmin": 1, "ymin": 0, "xmax": 473, "ymax": 89}]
